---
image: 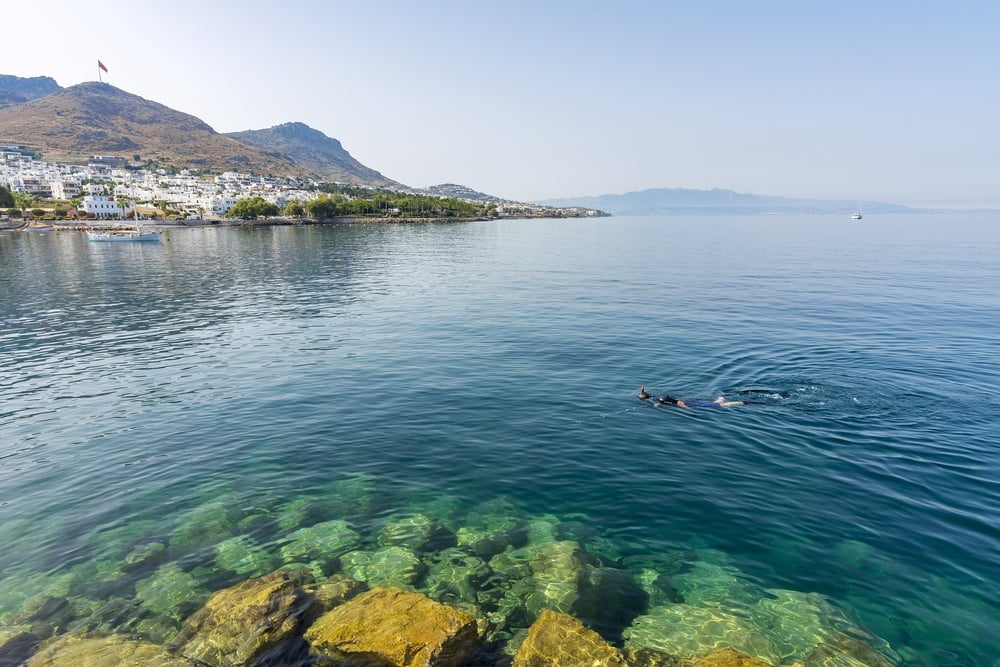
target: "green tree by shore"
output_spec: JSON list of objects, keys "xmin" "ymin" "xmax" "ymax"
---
[{"xmin": 226, "ymin": 197, "xmax": 280, "ymax": 220}]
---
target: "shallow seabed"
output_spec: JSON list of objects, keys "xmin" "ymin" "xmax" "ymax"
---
[{"xmin": 1, "ymin": 214, "xmax": 998, "ymax": 665}]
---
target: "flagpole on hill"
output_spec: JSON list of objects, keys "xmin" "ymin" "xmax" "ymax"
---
[{"xmin": 97, "ymin": 59, "xmax": 108, "ymax": 83}]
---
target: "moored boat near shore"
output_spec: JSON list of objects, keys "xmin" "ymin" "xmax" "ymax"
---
[{"xmin": 86, "ymin": 226, "xmax": 162, "ymax": 242}]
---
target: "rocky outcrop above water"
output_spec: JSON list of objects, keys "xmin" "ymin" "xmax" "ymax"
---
[
  {"xmin": 167, "ymin": 569, "xmax": 314, "ymax": 666},
  {"xmin": 513, "ymin": 609, "xmax": 626, "ymax": 666},
  {"xmin": 305, "ymin": 586, "xmax": 479, "ymax": 666}
]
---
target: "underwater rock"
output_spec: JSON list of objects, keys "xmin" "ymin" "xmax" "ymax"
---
[
  {"xmin": 484, "ymin": 540, "xmax": 645, "ymax": 638},
  {"xmin": 318, "ymin": 473, "xmax": 380, "ymax": 520},
  {"xmin": 168, "ymin": 495, "xmax": 248, "ymax": 551},
  {"xmin": 278, "ymin": 519, "xmax": 361, "ymax": 565},
  {"xmin": 304, "ymin": 586, "xmax": 479, "ymax": 667},
  {"xmin": 622, "ymin": 646, "xmax": 682, "ymax": 666},
  {"xmin": 340, "ymin": 546, "xmax": 426, "ymax": 588},
  {"xmin": 623, "ymin": 603, "xmax": 774, "ymax": 663},
  {"xmin": 410, "ymin": 494, "xmax": 465, "ymax": 532},
  {"xmin": 423, "ymin": 548, "xmax": 492, "ymax": 607},
  {"xmin": 303, "ymin": 574, "xmax": 368, "ymax": 620},
  {"xmin": 11, "ymin": 595, "xmax": 73, "ymax": 635},
  {"xmin": 121, "ymin": 541, "xmax": 167, "ymax": 574},
  {"xmin": 690, "ymin": 647, "xmax": 772, "ymax": 666},
  {"xmin": 24, "ymin": 633, "xmax": 191, "ymax": 666},
  {"xmin": 134, "ymin": 563, "xmax": 209, "ymax": 623},
  {"xmin": 456, "ymin": 498, "xmax": 529, "ymax": 558},
  {"xmin": 572, "ymin": 565, "xmax": 649, "ymax": 641},
  {"xmin": 70, "ymin": 597, "xmax": 149, "ymax": 637},
  {"xmin": 0, "ymin": 629, "xmax": 42, "ymax": 666},
  {"xmin": 168, "ymin": 568, "xmax": 314, "ymax": 667},
  {"xmin": 377, "ymin": 513, "xmax": 436, "ymax": 550},
  {"xmin": 801, "ymin": 629, "xmax": 896, "ymax": 667},
  {"xmin": 523, "ymin": 516, "xmax": 560, "ymax": 546},
  {"xmin": 624, "ymin": 585, "xmax": 893, "ymax": 667},
  {"xmin": 214, "ymin": 536, "xmax": 277, "ymax": 577},
  {"xmin": 632, "ymin": 568, "xmax": 685, "ymax": 606},
  {"xmin": 512, "ymin": 609, "xmax": 625, "ymax": 667},
  {"xmin": 669, "ymin": 561, "xmax": 761, "ymax": 608},
  {"xmin": 521, "ymin": 540, "xmax": 588, "ymax": 616}
]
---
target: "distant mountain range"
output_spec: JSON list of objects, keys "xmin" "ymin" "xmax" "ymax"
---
[
  {"xmin": 0, "ymin": 75, "xmax": 396, "ymax": 187},
  {"xmin": 537, "ymin": 188, "xmax": 914, "ymax": 216}
]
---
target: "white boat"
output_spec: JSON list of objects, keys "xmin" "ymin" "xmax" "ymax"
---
[
  {"xmin": 851, "ymin": 193, "xmax": 863, "ymax": 220},
  {"xmin": 87, "ymin": 227, "xmax": 162, "ymax": 242},
  {"xmin": 87, "ymin": 185, "xmax": 162, "ymax": 242}
]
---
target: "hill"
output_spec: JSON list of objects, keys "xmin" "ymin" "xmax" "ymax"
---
[
  {"xmin": 421, "ymin": 183, "xmax": 514, "ymax": 203},
  {"xmin": 226, "ymin": 122, "xmax": 397, "ymax": 187},
  {"xmin": 0, "ymin": 75, "xmax": 62, "ymax": 110},
  {"xmin": 0, "ymin": 82, "xmax": 311, "ymax": 176},
  {"xmin": 538, "ymin": 188, "xmax": 914, "ymax": 216}
]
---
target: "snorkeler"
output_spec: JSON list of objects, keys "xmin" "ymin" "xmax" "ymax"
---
[{"xmin": 638, "ymin": 386, "xmax": 744, "ymax": 409}]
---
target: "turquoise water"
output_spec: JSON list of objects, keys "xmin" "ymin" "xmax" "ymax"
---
[{"xmin": 1, "ymin": 215, "xmax": 998, "ymax": 665}]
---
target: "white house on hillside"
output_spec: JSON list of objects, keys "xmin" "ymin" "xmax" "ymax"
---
[{"xmin": 80, "ymin": 195, "xmax": 124, "ymax": 219}]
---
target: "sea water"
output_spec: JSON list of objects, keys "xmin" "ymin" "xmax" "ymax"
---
[{"xmin": 1, "ymin": 214, "xmax": 997, "ymax": 665}]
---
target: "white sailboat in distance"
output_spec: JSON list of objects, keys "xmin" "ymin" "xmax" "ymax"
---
[
  {"xmin": 87, "ymin": 185, "xmax": 162, "ymax": 242},
  {"xmin": 852, "ymin": 193, "xmax": 863, "ymax": 220}
]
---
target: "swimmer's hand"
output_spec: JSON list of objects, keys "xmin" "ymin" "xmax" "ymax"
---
[{"xmin": 714, "ymin": 397, "xmax": 744, "ymax": 407}]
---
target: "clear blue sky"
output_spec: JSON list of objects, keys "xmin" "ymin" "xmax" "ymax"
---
[{"xmin": 5, "ymin": 1, "xmax": 998, "ymax": 207}]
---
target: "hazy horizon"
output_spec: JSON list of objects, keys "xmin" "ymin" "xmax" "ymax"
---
[{"xmin": 4, "ymin": 1, "xmax": 998, "ymax": 208}]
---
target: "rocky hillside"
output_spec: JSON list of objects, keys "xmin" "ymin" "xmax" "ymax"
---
[
  {"xmin": 226, "ymin": 122, "xmax": 398, "ymax": 187},
  {"xmin": 0, "ymin": 82, "xmax": 311, "ymax": 177},
  {"xmin": 0, "ymin": 75, "xmax": 62, "ymax": 110}
]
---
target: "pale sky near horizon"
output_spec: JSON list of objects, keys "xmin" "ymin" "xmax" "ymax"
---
[{"xmin": 3, "ymin": 1, "xmax": 998, "ymax": 207}]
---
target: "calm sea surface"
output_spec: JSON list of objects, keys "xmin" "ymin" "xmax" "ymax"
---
[{"xmin": 1, "ymin": 214, "xmax": 998, "ymax": 665}]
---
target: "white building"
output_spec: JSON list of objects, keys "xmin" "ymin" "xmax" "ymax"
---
[
  {"xmin": 199, "ymin": 195, "xmax": 240, "ymax": 217},
  {"xmin": 50, "ymin": 179, "xmax": 81, "ymax": 200},
  {"xmin": 80, "ymin": 195, "xmax": 124, "ymax": 219}
]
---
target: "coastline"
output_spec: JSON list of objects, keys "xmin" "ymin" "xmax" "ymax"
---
[{"xmin": 43, "ymin": 215, "xmax": 521, "ymax": 232}]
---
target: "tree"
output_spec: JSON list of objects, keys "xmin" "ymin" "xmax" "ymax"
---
[
  {"xmin": 283, "ymin": 201, "xmax": 305, "ymax": 217},
  {"xmin": 226, "ymin": 197, "xmax": 279, "ymax": 220},
  {"xmin": 0, "ymin": 185, "xmax": 13, "ymax": 208},
  {"xmin": 13, "ymin": 191, "xmax": 37, "ymax": 218}
]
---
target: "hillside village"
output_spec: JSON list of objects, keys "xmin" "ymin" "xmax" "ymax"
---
[{"xmin": 2, "ymin": 145, "xmax": 602, "ymax": 222}]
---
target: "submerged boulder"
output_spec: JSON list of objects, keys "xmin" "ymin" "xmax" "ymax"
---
[
  {"xmin": 0, "ymin": 630, "xmax": 42, "ymax": 666},
  {"xmin": 24, "ymin": 633, "xmax": 191, "ymax": 666},
  {"xmin": 340, "ymin": 546, "xmax": 425, "ymax": 588},
  {"xmin": 304, "ymin": 587, "xmax": 479, "ymax": 666},
  {"xmin": 377, "ymin": 513, "xmax": 436, "ymax": 550},
  {"xmin": 134, "ymin": 563, "xmax": 208, "ymax": 623},
  {"xmin": 168, "ymin": 569, "xmax": 314, "ymax": 667},
  {"xmin": 512, "ymin": 609, "xmax": 625, "ymax": 667},
  {"xmin": 690, "ymin": 647, "xmax": 772, "ymax": 666},
  {"xmin": 278, "ymin": 519, "xmax": 361, "ymax": 565}
]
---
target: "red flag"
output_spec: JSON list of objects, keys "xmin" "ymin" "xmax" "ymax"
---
[{"xmin": 98, "ymin": 60, "xmax": 108, "ymax": 73}]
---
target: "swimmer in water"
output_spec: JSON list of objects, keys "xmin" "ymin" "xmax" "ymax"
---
[{"xmin": 638, "ymin": 386, "xmax": 744, "ymax": 408}]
